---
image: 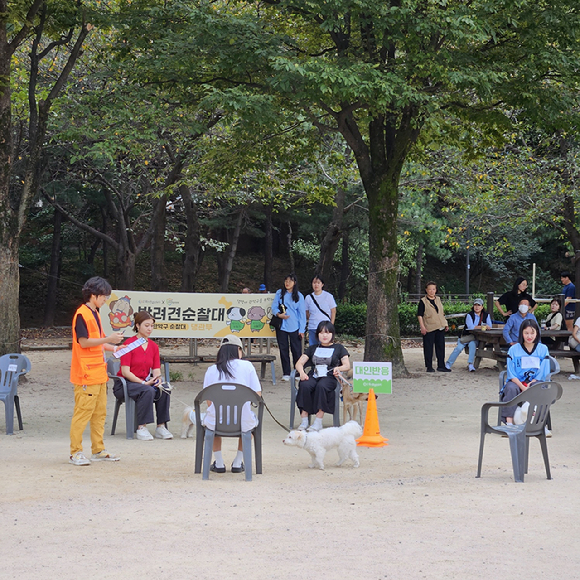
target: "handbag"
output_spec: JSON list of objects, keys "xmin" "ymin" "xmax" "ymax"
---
[
  {"xmin": 269, "ymin": 293, "xmax": 285, "ymax": 330},
  {"xmin": 460, "ymin": 334, "xmax": 476, "ymax": 344}
]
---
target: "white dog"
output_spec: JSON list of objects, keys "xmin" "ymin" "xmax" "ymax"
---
[
  {"xmin": 180, "ymin": 406, "xmax": 196, "ymax": 439},
  {"xmin": 283, "ymin": 420, "xmax": 363, "ymax": 470}
]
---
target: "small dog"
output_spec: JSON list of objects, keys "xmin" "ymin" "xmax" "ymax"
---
[
  {"xmin": 340, "ymin": 370, "xmax": 368, "ymax": 425},
  {"xmin": 283, "ymin": 420, "xmax": 363, "ymax": 470},
  {"xmin": 180, "ymin": 406, "xmax": 196, "ymax": 439}
]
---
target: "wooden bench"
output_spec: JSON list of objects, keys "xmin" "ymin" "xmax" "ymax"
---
[{"xmin": 161, "ymin": 353, "xmax": 277, "ymax": 384}]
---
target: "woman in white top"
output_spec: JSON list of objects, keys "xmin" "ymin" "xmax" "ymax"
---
[
  {"xmin": 304, "ymin": 275, "xmax": 337, "ymax": 346},
  {"xmin": 541, "ymin": 298, "xmax": 563, "ymax": 347},
  {"xmin": 202, "ymin": 334, "xmax": 261, "ymax": 474}
]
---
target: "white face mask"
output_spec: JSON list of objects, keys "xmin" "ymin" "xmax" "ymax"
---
[{"xmin": 519, "ymin": 304, "xmax": 529, "ymax": 314}]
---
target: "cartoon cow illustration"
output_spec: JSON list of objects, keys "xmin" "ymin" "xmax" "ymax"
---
[{"xmin": 226, "ymin": 307, "xmax": 247, "ymax": 333}]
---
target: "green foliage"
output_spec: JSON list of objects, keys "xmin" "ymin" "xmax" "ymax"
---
[{"xmin": 335, "ymin": 303, "xmax": 367, "ymax": 337}]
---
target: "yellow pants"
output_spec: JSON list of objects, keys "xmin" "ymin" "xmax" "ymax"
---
[{"xmin": 70, "ymin": 382, "xmax": 107, "ymax": 456}]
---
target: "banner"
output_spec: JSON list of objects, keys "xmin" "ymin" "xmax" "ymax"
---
[
  {"xmin": 352, "ymin": 361, "xmax": 392, "ymax": 394},
  {"xmin": 102, "ymin": 291, "xmax": 277, "ymax": 339}
]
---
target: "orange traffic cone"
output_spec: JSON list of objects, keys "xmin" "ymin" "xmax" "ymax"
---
[{"xmin": 356, "ymin": 388, "xmax": 388, "ymax": 447}]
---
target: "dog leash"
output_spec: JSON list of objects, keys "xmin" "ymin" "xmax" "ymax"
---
[{"xmin": 262, "ymin": 399, "xmax": 291, "ymax": 433}]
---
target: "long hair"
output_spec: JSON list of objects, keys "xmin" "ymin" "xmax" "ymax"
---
[
  {"xmin": 215, "ymin": 344, "xmax": 240, "ymax": 379},
  {"xmin": 518, "ymin": 319, "xmax": 540, "ymax": 347},
  {"xmin": 280, "ymin": 273, "xmax": 300, "ymax": 303},
  {"xmin": 511, "ymin": 276, "xmax": 527, "ymax": 296}
]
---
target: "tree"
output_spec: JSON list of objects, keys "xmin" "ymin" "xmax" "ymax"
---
[{"xmin": 0, "ymin": 0, "xmax": 93, "ymax": 355}]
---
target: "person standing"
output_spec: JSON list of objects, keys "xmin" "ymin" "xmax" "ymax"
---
[
  {"xmin": 69, "ymin": 277, "xmax": 123, "ymax": 466},
  {"xmin": 561, "ymin": 271, "xmax": 576, "ymax": 331},
  {"xmin": 417, "ymin": 281, "xmax": 450, "ymax": 373},
  {"xmin": 304, "ymin": 275, "xmax": 337, "ymax": 346},
  {"xmin": 495, "ymin": 276, "xmax": 536, "ymax": 318},
  {"xmin": 271, "ymin": 273, "xmax": 306, "ymax": 381}
]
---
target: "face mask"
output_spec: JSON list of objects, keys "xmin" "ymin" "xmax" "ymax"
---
[{"xmin": 519, "ymin": 304, "xmax": 529, "ymax": 314}]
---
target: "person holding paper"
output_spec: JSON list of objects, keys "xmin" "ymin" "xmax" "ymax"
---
[
  {"xmin": 294, "ymin": 321, "xmax": 350, "ymax": 432},
  {"xmin": 500, "ymin": 319, "xmax": 550, "ymax": 424},
  {"xmin": 116, "ymin": 310, "xmax": 173, "ymax": 440}
]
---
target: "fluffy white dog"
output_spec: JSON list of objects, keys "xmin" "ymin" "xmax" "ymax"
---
[
  {"xmin": 180, "ymin": 406, "xmax": 195, "ymax": 439},
  {"xmin": 283, "ymin": 420, "xmax": 363, "ymax": 470}
]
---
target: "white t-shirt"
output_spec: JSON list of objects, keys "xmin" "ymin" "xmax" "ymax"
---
[
  {"xmin": 305, "ymin": 291, "xmax": 337, "ymax": 330},
  {"xmin": 202, "ymin": 359, "xmax": 261, "ymax": 432}
]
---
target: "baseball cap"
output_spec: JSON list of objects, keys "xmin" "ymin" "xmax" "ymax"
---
[
  {"xmin": 259, "ymin": 284, "xmax": 266, "ymax": 291},
  {"xmin": 220, "ymin": 334, "xmax": 243, "ymax": 348},
  {"xmin": 473, "ymin": 298, "xmax": 484, "ymax": 306}
]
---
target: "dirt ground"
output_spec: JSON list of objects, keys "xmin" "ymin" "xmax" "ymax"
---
[{"xmin": 2, "ymin": 339, "xmax": 580, "ymax": 579}]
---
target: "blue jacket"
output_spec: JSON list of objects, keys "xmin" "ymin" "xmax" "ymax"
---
[
  {"xmin": 506, "ymin": 342, "xmax": 550, "ymax": 384},
  {"xmin": 272, "ymin": 290, "xmax": 306, "ymax": 333},
  {"xmin": 502, "ymin": 311, "xmax": 538, "ymax": 344}
]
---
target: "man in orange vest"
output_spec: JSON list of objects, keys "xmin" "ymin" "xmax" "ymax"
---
[{"xmin": 69, "ymin": 277, "xmax": 124, "ymax": 466}]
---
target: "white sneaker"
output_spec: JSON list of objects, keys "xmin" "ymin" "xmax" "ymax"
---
[
  {"xmin": 545, "ymin": 426, "xmax": 552, "ymax": 437},
  {"xmin": 445, "ymin": 361, "xmax": 451, "ymax": 370},
  {"xmin": 282, "ymin": 375, "xmax": 290, "ymax": 381},
  {"xmin": 155, "ymin": 426, "xmax": 173, "ymax": 439},
  {"xmin": 136, "ymin": 426, "xmax": 154, "ymax": 440},
  {"xmin": 307, "ymin": 419, "xmax": 323, "ymax": 432},
  {"xmin": 69, "ymin": 452, "xmax": 91, "ymax": 466},
  {"xmin": 91, "ymin": 450, "xmax": 120, "ymax": 462},
  {"xmin": 468, "ymin": 363, "xmax": 476, "ymax": 372},
  {"xmin": 297, "ymin": 419, "xmax": 309, "ymax": 431}
]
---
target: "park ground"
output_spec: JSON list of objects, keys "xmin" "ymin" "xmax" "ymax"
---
[{"xmin": 2, "ymin": 340, "xmax": 580, "ymax": 579}]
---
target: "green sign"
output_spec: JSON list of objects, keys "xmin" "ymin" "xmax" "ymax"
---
[{"xmin": 352, "ymin": 362, "xmax": 392, "ymax": 394}]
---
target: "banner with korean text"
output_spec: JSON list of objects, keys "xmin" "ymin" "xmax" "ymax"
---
[
  {"xmin": 102, "ymin": 291, "xmax": 276, "ymax": 338},
  {"xmin": 352, "ymin": 361, "xmax": 392, "ymax": 394}
]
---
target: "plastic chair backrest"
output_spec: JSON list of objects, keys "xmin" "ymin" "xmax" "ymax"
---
[
  {"xmin": 107, "ymin": 357, "xmax": 121, "ymax": 378},
  {"xmin": 520, "ymin": 381, "xmax": 563, "ymax": 436},
  {"xmin": 0, "ymin": 354, "xmax": 30, "ymax": 396},
  {"xmin": 194, "ymin": 382, "xmax": 262, "ymax": 437}
]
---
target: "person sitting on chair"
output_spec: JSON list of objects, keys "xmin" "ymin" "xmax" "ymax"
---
[
  {"xmin": 501, "ymin": 319, "xmax": 550, "ymax": 425},
  {"xmin": 203, "ymin": 334, "xmax": 262, "ymax": 474},
  {"xmin": 116, "ymin": 310, "xmax": 173, "ymax": 441},
  {"xmin": 502, "ymin": 297, "xmax": 538, "ymax": 346},
  {"xmin": 541, "ymin": 298, "xmax": 563, "ymax": 347},
  {"xmin": 294, "ymin": 321, "xmax": 350, "ymax": 432}
]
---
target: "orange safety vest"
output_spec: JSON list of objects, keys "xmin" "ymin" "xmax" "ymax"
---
[{"xmin": 70, "ymin": 304, "xmax": 108, "ymax": 385}]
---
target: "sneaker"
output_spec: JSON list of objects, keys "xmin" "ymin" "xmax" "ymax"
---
[
  {"xmin": 91, "ymin": 450, "xmax": 120, "ymax": 462},
  {"xmin": 155, "ymin": 426, "xmax": 173, "ymax": 439},
  {"xmin": 69, "ymin": 452, "xmax": 91, "ymax": 466},
  {"xmin": 210, "ymin": 461, "xmax": 226, "ymax": 473},
  {"xmin": 437, "ymin": 367, "xmax": 451, "ymax": 373},
  {"xmin": 545, "ymin": 426, "xmax": 552, "ymax": 438},
  {"xmin": 445, "ymin": 361, "xmax": 452, "ymax": 370},
  {"xmin": 307, "ymin": 419, "xmax": 323, "ymax": 432},
  {"xmin": 297, "ymin": 420, "xmax": 309, "ymax": 431},
  {"xmin": 231, "ymin": 462, "xmax": 245, "ymax": 474},
  {"xmin": 426, "ymin": 368, "xmax": 435, "ymax": 373},
  {"xmin": 468, "ymin": 363, "xmax": 476, "ymax": 372},
  {"xmin": 136, "ymin": 426, "xmax": 154, "ymax": 441},
  {"xmin": 282, "ymin": 375, "xmax": 290, "ymax": 381}
]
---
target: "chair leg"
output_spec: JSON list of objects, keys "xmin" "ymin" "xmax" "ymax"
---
[
  {"xmin": 14, "ymin": 395, "xmax": 23, "ymax": 430},
  {"xmin": 290, "ymin": 383, "xmax": 297, "ymax": 429},
  {"xmin": 194, "ymin": 422, "xmax": 204, "ymax": 474},
  {"xmin": 125, "ymin": 397, "xmax": 136, "ymax": 440},
  {"xmin": 254, "ymin": 426, "xmax": 262, "ymax": 475},
  {"xmin": 5, "ymin": 396, "xmax": 14, "ymax": 435},
  {"xmin": 333, "ymin": 385, "xmax": 340, "ymax": 427},
  {"xmin": 202, "ymin": 429, "xmax": 215, "ymax": 480},
  {"xmin": 270, "ymin": 361, "xmax": 276, "ymax": 385},
  {"xmin": 476, "ymin": 432, "xmax": 486, "ymax": 478},
  {"xmin": 507, "ymin": 432, "xmax": 526, "ymax": 483},
  {"xmin": 241, "ymin": 431, "xmax": 253, "ymax": 482},
  {"xmin": 111, "ymin": 398, "xmax": 122, "ymax": 436},
  {"xmin": 164, "ymin": 361, "xmax": 170, "ymax": 384},
  {"xmin": 538, "ymin": 434, "xmax": 552, "ymax": 480}
]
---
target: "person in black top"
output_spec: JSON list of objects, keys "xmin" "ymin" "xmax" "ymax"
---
[
  {"xmin": 294, "ymin": 321, "xmax": 350, "ymax": 432},
  {"xmin": 495, "ymin": 276, "xmax": 536, "ymax": 318}
]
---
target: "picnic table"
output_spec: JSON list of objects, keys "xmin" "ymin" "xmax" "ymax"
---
[{"xmin": 471, "ymin": 327, "xmax": 577, "ymax": 371}]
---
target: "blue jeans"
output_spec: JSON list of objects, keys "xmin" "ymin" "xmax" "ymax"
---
[
  {"xmin": 308, "ymin": 329, "xmax": 319, "ymax": 346},
  {"xmin": 446, "ymin": 338, "xmax": 476, "ymax": 367}
]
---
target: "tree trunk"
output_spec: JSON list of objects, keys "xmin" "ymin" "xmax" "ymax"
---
[
  {"xmin": 364, "ymin": 172, "xmax": 408, "ymax": 377},
  {"xmin": 263, "ymin": 204, "xmax": 273, "ymax": 292},
  {"xmin": 287, "ymin": 220, "xmax": 295, "ymax": 273},
  {"xmin": 316, "ymin": 187, "xmax": 346, "ymax": 291},
  {"xmin": 220, "ymin": 210, "xmax": 244, "ymax": 292},
  {"xmin": 43, "ymin": 206, "xmax": 63, "ymax": 327},
  {"xmin": 150, "ymin": 196, "xmax": 167, "ymax": 291},
  {"xmin": 415, "ymin": 242, "xmax": 423, "ymax": 295},
  {"xmin": 181, "ymin": 185, "xmax": 201, "ymax": 292},
  {"xmin": 115, "ymin": 246, "xmax": 136, "ymax": 290},
  {"xmin": 337, "ymin": 229, "xmax": 350, "ymax": 301}
]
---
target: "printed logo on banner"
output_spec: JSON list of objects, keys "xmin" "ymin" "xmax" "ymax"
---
[{"xmin": 352, "ymin": 362, "xmax": 392, "ymax": 394}]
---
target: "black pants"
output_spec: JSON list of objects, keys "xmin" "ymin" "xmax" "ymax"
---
[
  {"xmin": 296, "ymin": 375, "xmax": 337, "ymax": 415},
  {"xmin": 113, "ymin": 381, "xmax": 170, "ymax": 426},
  {"xmin": 422, "ymin": 329, "xmax": 445, "ymax": 370},
  {"xmin": 276, "ymin": 329, "xmax": 302, "ymax": 376}
]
